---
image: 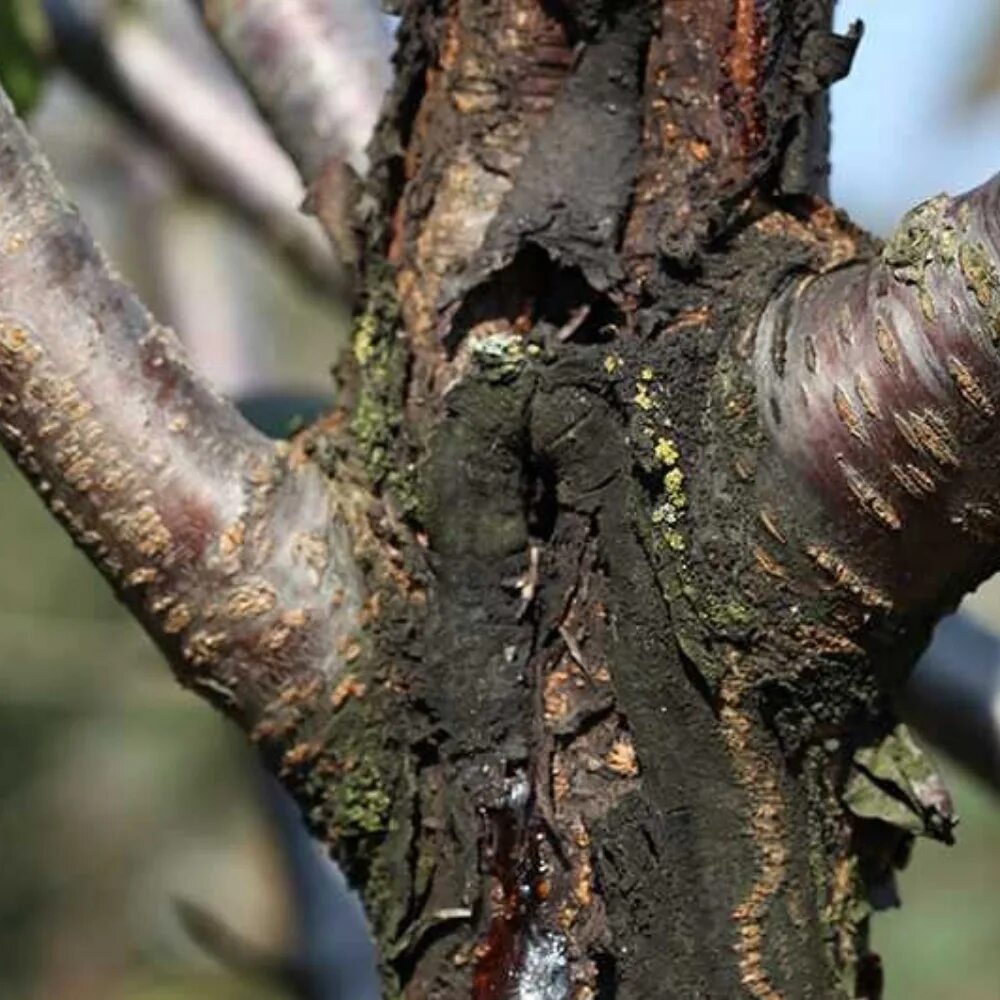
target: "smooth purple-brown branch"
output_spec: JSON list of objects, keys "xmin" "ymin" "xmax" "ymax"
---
[
  {"xmin": 0, "ymin": 84, "xmax": 362, "ymax": 727},
  {"xmin": 755, "ymin": 173, "xmax": 1000, "ymax": 616}
]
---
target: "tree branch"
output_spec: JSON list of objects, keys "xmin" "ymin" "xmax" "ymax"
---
[
  {"xmin": 754, "ymin": 173, "xmax": 1000, "ymax": 619},
  {"xmin": 195, "ymin": 0, "xmax": 394, "ymax": 255},
  {"xmin": 0, "ymin": 83, "xmax": 363, "ymax": 732},
  {"xmin": 43, "ymin": 0, "xmax": 344, "ymax": 297}
]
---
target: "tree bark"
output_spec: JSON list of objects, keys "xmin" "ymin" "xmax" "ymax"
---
[
  {"xmin": 333, "ymin": 3, "xmax": 959, "ymax": 998},
  {"xmin": 3, "ymin": 2, "xmax": 998, "ymax": 999}
]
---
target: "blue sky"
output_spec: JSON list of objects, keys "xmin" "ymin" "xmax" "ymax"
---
[{"xmin": 832, "ymin": 0, "xmax": 1000, "ymax": 232}]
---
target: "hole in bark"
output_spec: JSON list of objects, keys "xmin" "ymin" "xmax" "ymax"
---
[
  {"xmin": 537, "ymin": 0, "xmax": 605, "ymax": 43},
  {"xmin": 445, "ymin": 245, "xmax": 619, "ymax": 352}
]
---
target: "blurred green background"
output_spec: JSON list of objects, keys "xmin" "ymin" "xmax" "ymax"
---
[{"xmin": 0, "ymin": 1, "xmax": 998, "ymax": 998}]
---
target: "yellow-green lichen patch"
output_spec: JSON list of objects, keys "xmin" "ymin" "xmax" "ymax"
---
[
  {"xmin": 470, "ymin": 332, "xmax": 528, "ymax": 383},
  {"xmin": 625, "ymin": 366, "xmax": 690, "ymax": 554},
  {"xmin": 880, "ymin": 194, "xmax": 959, "ymax": 320},
  {"xmin": 351, "ymin": 300, "xmax": 402, "ymax": 481},
  {"xmin": 630, "ymin": 365, "xmax": 666, "ymax": 414},
  {"xmin": 347, "ymin": 278, "xmax": 421, "ymax": 515},
  {"xmin": 353, "ymin": 308, "xmax": 378, "ymax": 367},
  {"xmin": 702, "ymin": 596, "xmax": 754, "ymax": 632},
  {"xmin": 654, "ymin": 437, "xmax": 680, "ymax": 467},
  {"xmin": 334, "ymin": 756, "xmax": 393, "ymax": 836},
  {"xmin": 649, "ymin": 436, "xmax": 688, "ymax": 553},
  {"xmin": 881, "ymin": 194, "xmax": 953, "ymax": 274},
  {"xmin": 663, "ymin": 467, "xmax": 685, "ymax": 506},
  {"xmin": 633, "ymin": 382, "xmax": 654, "ymax": 411}
]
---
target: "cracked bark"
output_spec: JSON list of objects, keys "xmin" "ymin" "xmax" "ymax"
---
[{"xmin": 2, "ymin": 2, "xmax": 998, "ymax": 999}]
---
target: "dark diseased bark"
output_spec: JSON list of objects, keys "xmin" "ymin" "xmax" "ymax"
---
[{"xmin": 341, "ymin": 3, "xmax": 930, "ymax": 1000}]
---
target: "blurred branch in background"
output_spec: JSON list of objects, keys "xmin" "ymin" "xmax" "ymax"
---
[
  {"xmin": 43, "ymin": 0, "xmax": 346, "ymax": 298},
  {"xmin": 966, "ymin": 6, "xmax": 1000, "ymax": 105},
  {"xmin": 194, "ymin": 0, "xmax": 395, "ymax": 265},
  {"xmin": 905, "ymin": 615, "xmax": 1000, "ymax": 790}
]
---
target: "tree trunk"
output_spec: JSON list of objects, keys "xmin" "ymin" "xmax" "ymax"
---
[
  {"xmin": 6, "ymin": 2, "xmax": 998, "ymax": 998},
  {"xmin": 301, "ymin": 3, "xmax": 947, "ymax": 998}
]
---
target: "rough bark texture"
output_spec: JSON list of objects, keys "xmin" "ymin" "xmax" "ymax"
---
[
  {"xmin": 4, "ymin": 3, "xmax": 998, "ymax": 1000},
  {"xmin": 317, "ymin": 3, "xmax": 962, "ymax": 999}
]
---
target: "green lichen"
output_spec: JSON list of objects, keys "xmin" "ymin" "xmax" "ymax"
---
[
  {"xmin": 649, "ymin": 433, "xmax": 687, "ymax": 552},
  {"xmin": 702, "ymin": 596, "xmax": 754, "ymax": 631},
  {"xmin": 630, "ymin": 365, "xmax": 662, "ymax": 412},
  {"xmin": 334, "ymin": 757, "xmax": 392, "ymax": 836},
  {"xmin": 471, "ymin": 332, "xmax": 529, "ymax": 383},
  {"xmin": 881, "ymin": 194, "xmax": 958, "ymax": 321},
  {"xmin": 303, "ymin": 700, "xmax": 415, "ymax": 979},
  {"xmin": 654, "ymin": 437, "xmax": 680, "ymax": 467},
  {"xmin": 354, "ymin": 309, "xmax": 378, "ymax": 366},
  {"xmin": 881, "ymin": 194, "xmax": 1000, "ymax": 327},
  {"xmin": 660, "ymin": 528, "xmax": 686, "ymax": 552},
  {"xmin": 663, "ymin": 466, "xmax": 685, "ymax": 501},
  {"xmin": 350, "ymin": 277, "xmax": 420, "ymax": 517},
  {"xmin": 633, "ymin": 383, "xmax": 654, "ymax": 411},
  {"xmin": 881, "ymin": 194, "xmax": 953, "ymax": 274}
]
